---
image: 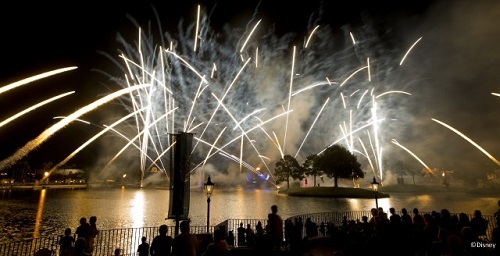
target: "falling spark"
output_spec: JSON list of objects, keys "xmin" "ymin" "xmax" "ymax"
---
[
  {"xmin": 194, "ymin": 5, "xmax": 200, "ymax": 52},
  {"xmin": 304, "ymin": 25, "xmax": 320, "ymax": 48},
  {"xmin": 391, "ymin": 139, "xmax": 433, "ymax": 173},
  {"xmin": 432, "ymin": 118, "xmax": 500, "ymax": 166},
  {"xmin": 255, "ymin": 47, "xmax": 259, "ymax": 68},
  {"xmin": 46, "ymin": 108, "xmax": 148, "ymax": 177},
  {"xmin": 357, "ymin": 90, "xmax": 369, "ymax": 109},
  {"xmin": 318, "ymin": 118, "xmax": 385, "ymax": 155},
  {"xmin": 376, "ymin": 91, "xmax": 412, "ymax": 98},
  {"xmin": 367, "ymin": 58, "xmax": 371, "ymax": 82},
  {"xmin": 283, "ymin": 46, "xmax": 296, "ymax": 153},
  {"xmin": 295, "ymin": 98, "xmax": 330, "ymax": 158},
  {"xmin": 0, "ymin": 66, "xmax": 77, "ymax": 95},
  {"xmin": 400, "ymin": 37, "xmax": 422, "ymax": 66},
  {"xmin": 240, "ymin": 19, "xmax": 262, "ymax": 53},
  {"xmin": 201, "ymin": 126, "xmax": 227, "ymax": 169},
  {"xmin": 350, "ymin": 32, "xmax": 356, "ymax": 45},
  {"xmin": 339, "ymin": 66, "xmax": 368, "ymax": 87},
  {"xmin": 0, "ymin": 91, "xmax": 75, "ymax": 128},
  {"xmin": 0, "ymin": 84, "xmax": 149, "ymax": 170},
  {"xmin": 192, "ymin": 58, "xmax": 252, "ymax": 152},
  {"xmin": 358, "ymin": 138, "xmax": 376, "ymax": 176}
]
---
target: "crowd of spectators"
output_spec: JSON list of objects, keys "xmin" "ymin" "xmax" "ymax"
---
[{"xmin": 44, "ymin": 203, "xmax": 499, "ymax": 256}]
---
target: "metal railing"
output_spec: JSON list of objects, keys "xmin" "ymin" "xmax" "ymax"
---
[
  {"xmin": 0, "ymin": 225, "xmax": 211, "ymax": 256},
  {"xmin": 285, "ymin": 211, "xmax": 497, "ymax": 241},
  {"xmin": 214, "ymin": 219, "xmax": 268, "ymax": 246},
  {"xmin": 1, "ymin": 212, "xmax": 496, "ymax": 255}
]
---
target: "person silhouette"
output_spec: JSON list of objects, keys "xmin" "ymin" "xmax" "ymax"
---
[
  {"xmin": 150, "ymin": 224, "xmax": 173, "ymax": 256},
  {"xmin": 137, "ymin": 236, "xmax": 150, "ymax": 256},
  {"xmin": 88, "ymin": 216, "xmax": 99, "ymax": 253},
  {"xmin": 267, "ymin": 205, "xmax": 283, "ymax": 251},
  {"xmin": 237, "ymin": 222, "xmax": 246, "ymax": 246},
  {"xmin": 75, "ymin": 217, "xmax": 91, "ymax": 241},
  {"xmin": 172, "ymin": 220, "xmax": 198, "ymax": 256},
  {"xmin": 74, "ymin": 237, "xmax": 89, "ymax": 256},
  {"xmin": 203, "ymin": 229, "xmax": 229, "ymax": 256},
  {"xmin": 59, "ymin": 228, "xmax": 75, "ymax": 256},
  {"xmin": 226, "ymin": 230, "xmax": 234, "ymax": 247}
]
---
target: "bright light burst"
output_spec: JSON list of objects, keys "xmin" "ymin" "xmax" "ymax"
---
[
  {"xmin": 4, "ymin": 4, "xmax": 467, "ymax": 187},
  {"xmin": 99, "ymin": 4, "xmax": 424, "ymax": 186}
]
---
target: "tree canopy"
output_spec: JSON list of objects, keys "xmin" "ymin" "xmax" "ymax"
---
[
  {"xmin": 314, "ymin": 145, "xmax": 364, "ymax": 187},
  {"xmin": 302, "ymin": 154, "xmax": 323, "ymax": 187},
  {"xmin": 274, "ymin": 154, "xmax": 303, "ymax": 188}
]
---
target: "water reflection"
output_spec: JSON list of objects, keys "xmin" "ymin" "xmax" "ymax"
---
[
  {"xmin": 131, "ymin": 190, "xmax": 145, "ymax": 228},
  {"xmin": 33, "ymin": 189, "xmax": 46, "ymax": 238},
  {"xmin": 0, "ymin": 188, "xmax": 497, "ymax": 244},
  {"xmin": 346, "ymin": 198, "xmax": 362, "ymax": 211}
]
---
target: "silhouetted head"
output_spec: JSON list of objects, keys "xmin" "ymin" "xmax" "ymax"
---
[
  {"xmin": 65, "ymin": 228, "xmax": 71, "ymax": 236},
  {"xmin": 214, "ymin": 229, "xmax": 223, "ymax": 241},
  {"xmin": 75, "ymin": 237, "xmax": 87, "ymax": 252},
  {"xmin": 180, "ymin": 220, "xmax": 190, "ymax": 233},
  {"xmin": 474, "ymin": 210, "xmax": 482, "ymax": 218},
  {"xmin": 389, "ymin": 207, "xmax": 395, "ymax": 214},
  {"xmin": 159, "ymin": 224, "xmax": 168, "ymax": 235},
  {"xmin": 441, "ymin": 209, "xmax": 451, "ymax": 219},
  {"xmin": 89, "ymin": 216, "xmax": 97, "ymax": 224},
  {"xmin": 79, "ymin": 217, "xmax": 87, "ymax": 225},
  {"xmin": 142, "ymin": 236, "xmax": 147, "ymax": 243},
  {"xmin": 402, "ymin": 208, "xmax": 408, "ymax": 214},
  {"xmin": 271, "ymin": 205, "xmax": 278, "ymax": 213}
]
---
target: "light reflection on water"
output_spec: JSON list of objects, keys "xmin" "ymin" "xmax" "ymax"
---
[
  {"xmin": 0, "ymin": 187, "xmax": 498, "ymax": 243},
  {"xmin": 33, "ymin": 189, "xmax": 46, "ymax": 238},
  {"xmin": 131, "ymin": 190, "xmax": 145, "ymax": 228}
]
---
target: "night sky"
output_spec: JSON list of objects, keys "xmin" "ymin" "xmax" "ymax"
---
[{"xmin": 0, "ymin": 0, "xmax": 498, "ymax": 183}]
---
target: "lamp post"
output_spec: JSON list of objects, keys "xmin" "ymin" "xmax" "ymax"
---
[
  {"xmin": 122, "ymin": 174, "xmax": 127, "ymax": 187},
  {"xmin": 370, "ymin": 177, "xmax": 379, "ymax": 209},
  {"xmin": 204, "ymin": 175, "xmax": 215, "ymax": 233}
]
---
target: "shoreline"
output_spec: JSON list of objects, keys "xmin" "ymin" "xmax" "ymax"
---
[
  {"xmin": 278, "ymin": 186, "xmax": 391, "ymax": 198},
  {"xmin": 2, "ymin": 183, "xmax": 499, "ymax": 197}
]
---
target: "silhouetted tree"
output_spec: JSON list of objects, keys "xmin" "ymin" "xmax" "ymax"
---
[
  {"xmin": 302, "ymin": 154, "xmax": 323, "ymax": 187},
  {"xmin": 314, "ymin": 145, "xmax": 364, "ymax": 187},
  {"xmin": 274, "ymin": 155, "xmax": 303, "ymax": 188}
]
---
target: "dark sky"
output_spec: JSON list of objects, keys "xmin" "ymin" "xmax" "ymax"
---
[{"xmin": 0, "ymin": 0, "xmax": 498, "ymax": 182}]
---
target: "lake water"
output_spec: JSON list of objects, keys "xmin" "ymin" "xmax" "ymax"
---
[{"xmin": 0, "ymin": 186, "xmax": 498, "ymax": 243}]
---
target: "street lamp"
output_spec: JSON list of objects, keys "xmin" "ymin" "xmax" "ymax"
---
[
  {"xmin": 204, "ymin": 175, "xmax": 215, "ymax": 233},
  {"xmin": 44, "ymin": 172, "xmax": 50, "ymax": 184},
  {"xmin": 122, "ymin": 174, "xmax": 127, "ymax": 187},
  {"xmin": 370, "ymin": 177, "xmax": 379, "ymax": 209}
]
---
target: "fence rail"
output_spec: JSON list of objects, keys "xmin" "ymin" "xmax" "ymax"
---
[
  {"xmin": 285, "ymin": 211, "xmax": 497, "ymax": 241},
  {"xmin": 1, "ymin": 211, "xmax": 496, "ymax": 255},
  {"xmin": 0, "ymin": 225, "xmax": 211, "ymax": 256}
]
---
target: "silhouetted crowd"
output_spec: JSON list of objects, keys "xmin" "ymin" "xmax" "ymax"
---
[
  {"xmin": 228, "ymin": 204, "xmax": 499, "ymax": 256},
  {"xmin": 57, "ymin": 216, "xmax": 99, "ymax": 256},
  {"xmin": 44, "ymin": 202, "xmax": 500, "ymax": 256},
  {"xmin": 324, "ymin": 206, "xmax": 498, "ymax": 255}
]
